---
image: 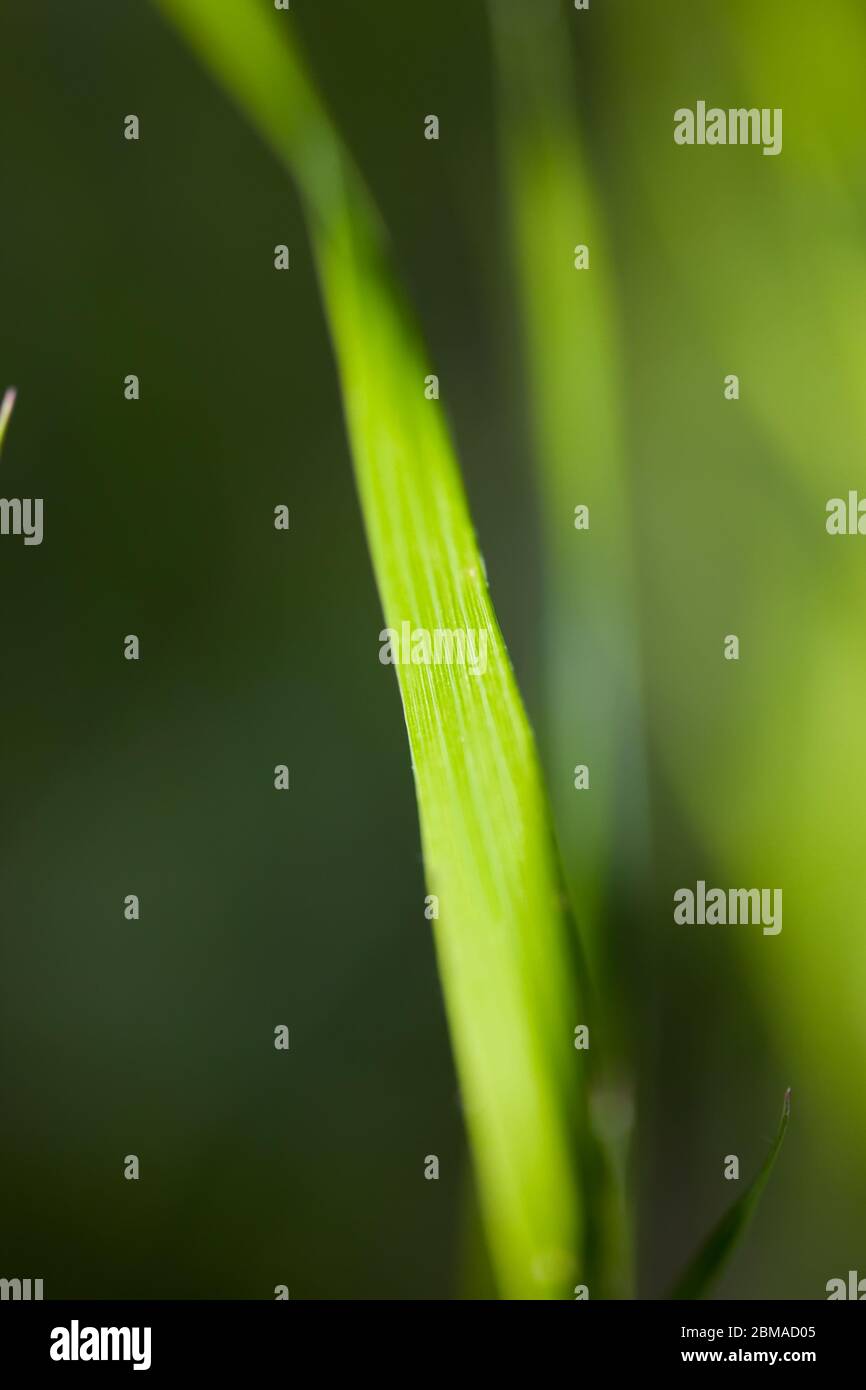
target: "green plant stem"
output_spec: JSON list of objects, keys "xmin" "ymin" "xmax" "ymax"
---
[
  {"xmin": 156, "ymin": 0, "xmax": 593, "ymax": 1298},
  {"xmin": 0, "ymin": 387, "xmax": 17, "ymax": 458}
]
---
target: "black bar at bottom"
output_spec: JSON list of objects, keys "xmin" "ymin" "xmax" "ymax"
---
[{"xmin": 0, "ymin": 1298, "xmax": 859, "ymax": 1375}]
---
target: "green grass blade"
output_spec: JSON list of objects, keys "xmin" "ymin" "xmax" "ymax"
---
[
  {"xmin": 488, "ymin": 2, "xmax": 646, "ymax": 971},
  {"xmin": 0, "ymin": 386, "xmax": 17, "ymax": 458},
  {"xmin": 155, "ymin": 0, "xmax": 591, "ymax": 1298},
  {"xmin": 669, "ymin": 1090, "xmax": 791, "ymax": 1300},
  {"xmin": 488, "ymin": 0, "xmax": 641, "ymax": 1298}
]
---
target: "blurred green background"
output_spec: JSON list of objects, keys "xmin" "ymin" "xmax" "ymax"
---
[{"xmin": 1, "ymin": 0, "xmax": 864, "ymax": 1298}]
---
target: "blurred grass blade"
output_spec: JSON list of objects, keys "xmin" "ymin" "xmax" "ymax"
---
[
  {"xmin": 670, "ymin": 1090, "xmax": 791, "ymax": 1300},
  {"xmin": 489, "ymin": 0, "xmax": 647, "ymax": 977},
  {"xmin": 489, "ymin": 0, "xmax": 642, "ymax": 1296},
  {"xmin": 0, "ymin": 386, "xmax": 17, "ymax": 458},
  {"xmin": 156, "ymin": 0, "xmax": 592, "ymax": 1297}
]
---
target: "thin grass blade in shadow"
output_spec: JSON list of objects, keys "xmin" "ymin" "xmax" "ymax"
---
[{"xmin": 670, "ymin": 1090, "xmax": 791, "ymax": 1300}]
